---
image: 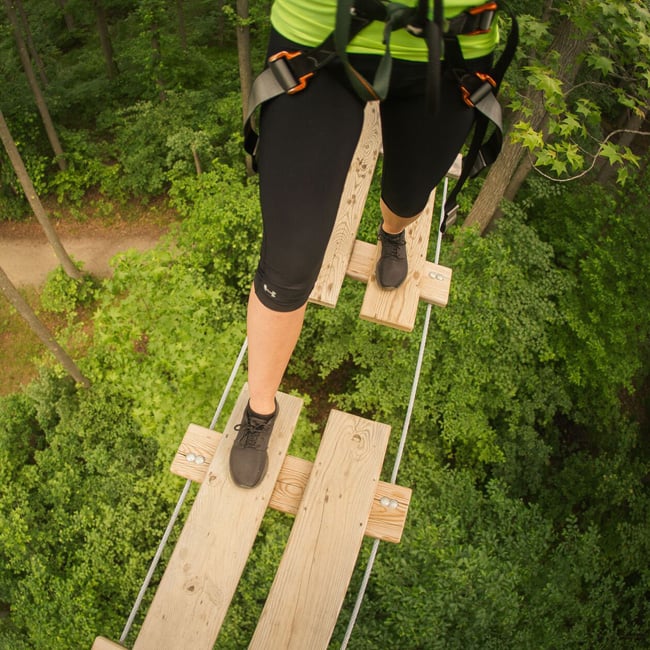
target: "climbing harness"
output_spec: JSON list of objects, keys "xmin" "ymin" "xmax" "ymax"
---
[{"xmin": 243, "ymin": 0, "xmax": 518, "ymax": 233}]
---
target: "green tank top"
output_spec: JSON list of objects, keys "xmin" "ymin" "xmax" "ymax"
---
[{"xmin": 271, "ymin": 0, "xmax": 499, "ymax": 62}]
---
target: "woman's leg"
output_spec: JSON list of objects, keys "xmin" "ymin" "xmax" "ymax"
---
[
  {"xmin": 230, "ymin": 36, "xmax": 366, "ymax": 487},
  {"xmin": 380, "ymin": 198, "xmax": 421, "ymax": 234},
  {"xmin": 246, "ymin": 289, "xmax": 306, "ymax": 416},
  {"xmin": 379, "ymin": 74, "xmax": 478, "ymax": 219},
  {"xmin": 374, "ymin": 65, "xmax": 479, "ymax": 288}
]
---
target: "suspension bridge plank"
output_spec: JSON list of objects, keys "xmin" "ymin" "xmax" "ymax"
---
[
  {"xmin": 132, "ymin": 386, "xmax": 302, "ymax": 650},
  {"xmin": 358, "ymin": 188, "xmax": 436, "ymax": 331},
  {"xmin": 249, "ymin": 410, "xmax": 391, "ymax": 649},
  {"xmin": 345, "ymin": 239, "xmax": 452, "ymax": 307},
  {"xmin": 171, "ymin": 423, "xmax": 411, "ymax": 544},
  {"xmin": 309, "ymin": 102, "xmax": 381, "ymax": 308}
]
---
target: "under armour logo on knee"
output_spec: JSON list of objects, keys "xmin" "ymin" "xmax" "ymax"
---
[{"xmin": 263, "ymin": 283, "xmax": 277, "ymax": 299}]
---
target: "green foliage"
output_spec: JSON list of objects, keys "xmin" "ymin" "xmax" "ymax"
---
[
  {"xmin": 100, "ymin": 95, "xmax": 193, "ymax": 197},
  {"xmin": 85, "ymin": 243, "xmax": 248, "ymax": 457},
  {"xmin": 47, "ymin": 129, "xmax": 114, "ymax": 205},
  {"xmin": 0, "ymin": 373, "xmax": 174, "ymax": 649},
  {"xmin": 0, "ymin": 392, "xmax": 43, "ymax": 485},
  {"xmin": 85, "ymin": 90, "xmax": 245, "ymax": 201},
  {"xmin": 0, "ymin": 152, "xmax": 27, "ymax": 220},
  {"xmin": 507, "ymin": 0, "xmax": 649, "ymax": 185},
  {"xmin": 40, "ymin": 266, "xmax": 96, "ymax": 315},
  {"xmin": 171, "ymin": 162, "xmax": 262, "ymax": 304},
  {"xmin": 522, "ymin": 171, "xmax": 650, "ymax": 426},
  {"xmin": 1, "ymin": 0, "xmax": 258, "ymax": 214},
  {"xmin": 334, "ymin": 465, "xmax": 650, "ymax": 649}
]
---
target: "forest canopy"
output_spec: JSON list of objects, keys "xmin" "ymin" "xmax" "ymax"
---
[{"xmin": 0, "ymin": 1, "xmax": 649, "ymax": 649}]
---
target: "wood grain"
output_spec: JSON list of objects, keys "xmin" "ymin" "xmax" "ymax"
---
[
  {"xmin": 249, "ymin": 410, "xmax": 391, "ymax": 649},
  {"xmin": 132, "ymin": 386, "xmax": 302, "ymax": 650},
  {"xmin": 171, "ymin": 422, "xmax": 411, "ymax": 544}
]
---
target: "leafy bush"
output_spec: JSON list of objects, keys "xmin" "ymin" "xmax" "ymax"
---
[
  {"xmin": 95, "ymin": 90, "xmax": 244, "ymax": 200},
  {"xmin": 171, "ymin": 162, "xmax": 262, "ymax": 305},
  {"xmin": 47, "ymin": 129, "xmax": 116, "ymax": 205},
  {"xmin": 85, "ymin": 244, "xmax": 248, "ymax": 456},
  {"xmin": 335, "ymin": 466, "xmax": 650, "ymax": 650},
  {"xmin": 0, "ymin": 374, "xmax": 175, "ymax": 649},
  {"xmin": 526, "ymin": 177, "xmax": 650, "ymax": 430},
  {"xmin": 40, "ymin": 266, "xmax": 96, "ymax": 315}
]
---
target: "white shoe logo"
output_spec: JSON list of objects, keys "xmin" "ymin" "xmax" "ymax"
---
[{"xmin": 263, "ymin": 283, "xmax": 277, "ymax": 298}]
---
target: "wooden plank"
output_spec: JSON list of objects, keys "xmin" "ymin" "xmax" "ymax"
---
[
  {"xmin": 92, "ymin": 638, "xmax": 124, "ymax": 650},
  {"xmin": 359, "ymin": 188, "xmax": 436, "ymax": 331},
  {"xmin": 249, "ymin": 411, "xmax": 391, "ymax": 649},
  {"xmin": 346, "ymin": 239, "xmax": 452, "ymax": 308},
  {"xmin": 133, "ymin": 386, "xmax": 302, "ymax": 650},
  {"xmin": 309, "ymin": 102, "xmax": 381, "ymax": 308},
  {"xmin": 172, "ymin": 423, "xmax": 411, "ymax": 544}
]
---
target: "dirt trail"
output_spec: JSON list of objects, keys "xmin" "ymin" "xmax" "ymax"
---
[{"xmin": 0, "ymin": 219, "xmax": 172, "ymax": 287}]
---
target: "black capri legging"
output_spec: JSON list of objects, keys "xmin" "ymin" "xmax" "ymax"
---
[{"xmin": 253, "ymin": 29, "xmax": 490, "ymax": 312}]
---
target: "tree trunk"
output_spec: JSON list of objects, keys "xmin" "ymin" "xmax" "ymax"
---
[
  {"xmin": 236, "ymin": 0, "xmax": 252, "ymax": 119},
  {"xmin": 56, "ymin": 0, "xmax": 75, "ymax": 32},
  {"xmin": 597, "ymin": 109, "xmax": 647, "ymax": 185},
  {"xmin": 191, "ymin": 145, "xmax": 202, "ymax": 175},
  {"xmin": 177, "ymin": 0, "xmax": 187, "ymax": 50},
  {"xmin": 236, "ymin": 0, "xmax": 254, "ymax": 173},
  {"xmin": 15, "ymin": 0, "xmax": 48, "ymax": 87},
  {"xmin": 93, "ymin": 0, "xmax": 118, "ymax": 79},
  {"xmin": 3, "ymin": 0, "xmax": 67, "ymax": 171},
  {"xmin": 216, "ymin": 0, "xmax": 225, "ymax": 47},
  {"xmin": 0, "ymin": 110, "xmax": 82, "ymax": 281},
  {"xmin": 151, "ymin": 25, "xmax": 166, "ymax": 102},
  {"xmin": 0, "ymin": 266, "xmax": 90, "ymax": 387},
  {"xmin": 464, "ymin": 17, "xmax": 587, "ymax": 233}
]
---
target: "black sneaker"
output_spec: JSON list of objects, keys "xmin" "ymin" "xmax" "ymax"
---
[
  {"xmin": 229, "ymin": 400, "xmax": 279, "ymax": 488},
  {"xmin": 376, "ymin": 226, "xmax": 408, "ymax": 289}
]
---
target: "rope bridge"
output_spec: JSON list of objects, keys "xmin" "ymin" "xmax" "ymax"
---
[{"xmin": 94, "ymin": 103, "xmax": 457, "ymax": 649}]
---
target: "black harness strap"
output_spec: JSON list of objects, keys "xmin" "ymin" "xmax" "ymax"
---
[
  {"xmin": 422, "ymin": 0, "xmax": 443, "ymax": 114},
  {"xmin": 441, "ymin": 0, "xmax": 519, "ymax": 232}
]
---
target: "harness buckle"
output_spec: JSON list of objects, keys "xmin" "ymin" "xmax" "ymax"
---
[
  {"xmin": 268, "ymin": 50, "xmax": 315, "ymax": 95},
  {"xmin": 441, "ymin": 203, "xmax": 459, "ymax": 233},
  {"xmin": 460, "ymin": 72, "xmax": 496, "ymax": 107},
  {"xmin": 468, "ymin": 2, "xmax": 497, "ymax": 33},
  {"xmin": 447, "ymin": 2, "xmax": 497, "ymax": 36}
]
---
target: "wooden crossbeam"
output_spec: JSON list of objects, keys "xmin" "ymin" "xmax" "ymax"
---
[
  {"xmin": 346, "ymin": 239, "xmax": 452, "ymax": 308},
  {"xmin": 359, "ymin": 188, "xmax": 437, "ymax": 331},
  {"xmin": 249, "ymin": 410, "xmax": 391, "ymax": 649},
  {"xmin": 171, "ymin": 423, "xmax": 411, "ymax": 544},
  {"xmin": 131, "ymin": 387, "xmax": 302, "ymax": 650}
]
